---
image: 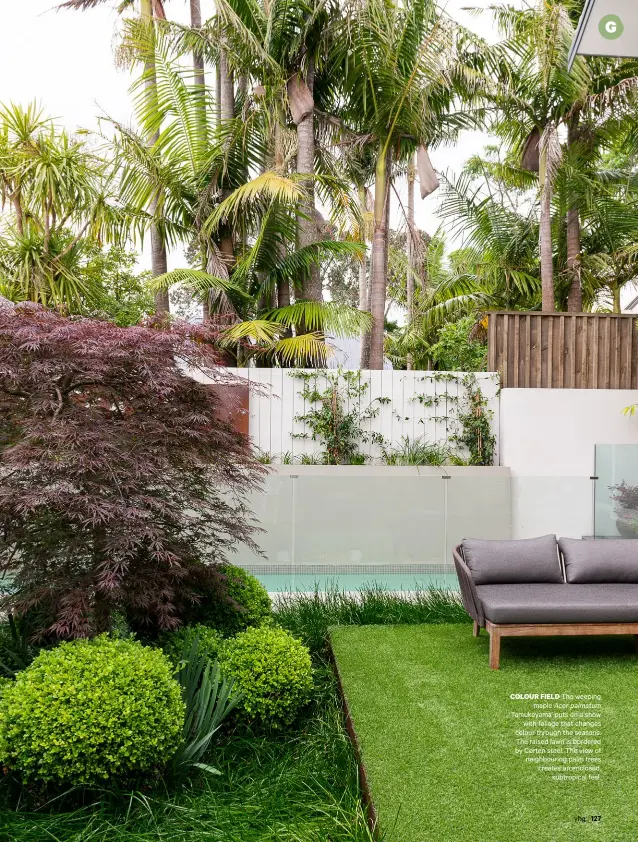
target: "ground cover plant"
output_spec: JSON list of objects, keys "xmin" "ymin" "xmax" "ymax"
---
[
  {"xmin": 0, "ymin": 585, "xmax": 470, "ymax": 840},
  {"xmin": 331, "ymin": 624, "xmax": 638, "ymax": 842}
]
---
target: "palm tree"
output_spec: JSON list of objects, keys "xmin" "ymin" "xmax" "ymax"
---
[
  {"xmin": 147, "ymin": 170, "xmax": 371, "ymax": 364},
  {"xmin": 406, "ymin": 152, "xmax": 417, "ymax": 369},
  {"xmin": 395, "ymin": 147, "xmax": 638, "ymax": 355},
  {"xmin": 110, "ymin": 30, "xmax": 368, "ymax": 363},
  {"xmin": 214, "ymin": 0, "xmax": 339, "ymax": 306},
  {"xmin": 333, "ymin": 0, "xmax": 475, "ymax": 368},
  {"xmin": 484, "ymin": 0, "xmax": 638, "ymax": 312}
]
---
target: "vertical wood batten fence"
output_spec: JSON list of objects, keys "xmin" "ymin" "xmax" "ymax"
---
[{"xmin": 488, "ymin": 312, "xmax": 638, "ymax": 389}]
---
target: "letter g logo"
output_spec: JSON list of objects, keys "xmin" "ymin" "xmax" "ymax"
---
[{"xmin": 599, "ymin": 14, "xmax": 624, "ymax": 39}]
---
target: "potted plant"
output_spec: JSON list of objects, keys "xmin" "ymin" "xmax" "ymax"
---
[{"xmin": 609, "ymin": 482, "xmax": 638, "ymax": 538}]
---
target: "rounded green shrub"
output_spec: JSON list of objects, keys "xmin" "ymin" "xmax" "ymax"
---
[
  {"xmin": 218, "ymin": 626, "xmax": 313, "ymax": 728},
  {"xmin": 162, "ymin": 623, "xmax": 223, "ymax": 667},
  {"xmin": 196, "ymin": 564, "xmax": 272, "ymax": 636},
  {"xmin": 0, "ymin": 636, "xmax": 185, "ymax": 786}
]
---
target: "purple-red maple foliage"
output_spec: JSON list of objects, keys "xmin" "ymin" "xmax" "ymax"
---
[{"xmin": 0, "ymin": 304, "xmax": 264, "ymax": 639}]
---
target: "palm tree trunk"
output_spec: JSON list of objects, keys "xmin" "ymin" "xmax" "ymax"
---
[
  {"xmin": 219, "ymin": 50, "xmax": 235, "ymax": 122},
  {"xmin": 358, "ymin": 188, "xmax": 368, "ymax": 311},
  {"xmin": 538, "ymin": 147, "xmax": 554, "ymax": 313},
  {"xmin": 360, "ymin": 295, "xmax": 371, "ymax": 368},
  {"xmin": 218, "ymin": 50, "xmax": 235, "ymax": 267},
  {"xmin": 189, "ymin": 0, "xmax": 210, "ymax": 322},
  {"xmin": 189, "ymin": 0, "xmax": 207, "ymax": 133},
  {"xmin": 272, "ymin": 101, "xmax": 291, "ymax": 310},
  {"xmin": 215, "ymin": 63, "xmax": 222, "ymax": 127},
  {"xmin": 357, "ymin": 184, "xmax": 370, "ymax": 368},
  {"xmin": 566, "ymin": 206, "xmax": 581, "ymax": 312},
  {"xmin": 613, "ymin": 280, "xmax": 621, "ymax": 314},
  {"xmin": 296, "ymin": 61, "xmax": 320, "ymax": 303},
  {"xmin": 369, "ymin": 148, "xmax": 390, "ymax": 370},
  {"xmin": 140, "ymin": 0, "xmax": 169, "ymax": 314},
  {"xmin": 566, "ymin": 118, "xmax": 582, "ymax": 312},
  {"xmin": 406, "ymin": 154, "xmax": 415, "ymax": 370}
]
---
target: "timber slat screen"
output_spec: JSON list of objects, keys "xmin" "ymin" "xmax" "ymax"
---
[{"xmin": 487, "ymin": 312, "xmax": 638, "ymax": 389}]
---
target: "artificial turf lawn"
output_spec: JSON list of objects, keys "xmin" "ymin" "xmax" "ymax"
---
[{"xmin": 330, "ymin": 623, "xmax": 638, "ymax": 842}]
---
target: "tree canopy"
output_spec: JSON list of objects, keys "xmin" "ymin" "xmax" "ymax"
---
[
  {"xmin": 3, "ymin": 0, "xmax": 638, "ymax": 369},
  {"xmin": 0, "ymin": 304, "xmax": 264, "ymax": 638}
]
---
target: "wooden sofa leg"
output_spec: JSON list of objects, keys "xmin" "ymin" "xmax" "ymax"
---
[
  {"xmin": 473, "ymin": 621, "xmax": 480, "ymax": 637},
  {"xmin": 489, "ymin": 629, "xmax": 501, "ymax": 670}
]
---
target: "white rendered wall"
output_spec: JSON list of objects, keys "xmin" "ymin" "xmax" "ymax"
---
[{"xmin": 499, "ymin": 388, "xmax": 638, "ymax": 539}]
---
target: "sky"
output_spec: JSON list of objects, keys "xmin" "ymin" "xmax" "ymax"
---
[{"xmin": 0, "ymin": 0, "xmax": 504, "ymax": 268}]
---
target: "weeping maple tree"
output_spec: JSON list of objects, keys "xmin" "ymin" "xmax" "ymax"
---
[{"xmin": 0, "ymin": 304, "xmax": 264, "ymax": 639}]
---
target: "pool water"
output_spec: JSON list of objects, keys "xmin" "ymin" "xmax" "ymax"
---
[{"xmin": 254, "ymin": 571, "xmax": 460, "ymax": 593}]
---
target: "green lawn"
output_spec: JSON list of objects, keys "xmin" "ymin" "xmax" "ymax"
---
[{"xmin": 331, "ymin": 624, "xmax": 638, "ymax": 842}]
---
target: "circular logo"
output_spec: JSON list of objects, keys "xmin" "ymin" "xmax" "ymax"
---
[{"xmin": 599, "ymin": 14, "xmax": 624, "ymax": 39}]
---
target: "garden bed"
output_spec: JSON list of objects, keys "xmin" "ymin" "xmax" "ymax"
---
[
  {"xmin": 0, "ymin": 664, "xmax": 372, "ymax": 842},
  {"xmin": 331, "ymin": 624, "xmax": 638, "ymax": 842}
]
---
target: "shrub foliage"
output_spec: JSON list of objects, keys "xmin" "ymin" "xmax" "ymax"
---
[
  {"xmin": 218, "ymin": 626, "xmax": 313, "ymax": 728},
  {"xmin": 162, "ymin": 623, "xmax": 224, "ymax": 667},
  {"xmin": 0, "ymin": 305, "xmax": 264, "ymax": 638},
  {"xmin": 0, "ymin": 637, "xmax": 185, "ymax": 786},
  {"xmin": 192, "ymin": 564, "xmax": 272, "ymax": 635}
]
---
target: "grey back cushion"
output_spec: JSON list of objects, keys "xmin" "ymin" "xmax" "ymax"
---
[
  {"xmin": 559, "ymin": 538, "xmax": 638, "ymax": 584},
  {"xmin": 461, "ymin": 535, "xmax": 562, "ymax": 585}
]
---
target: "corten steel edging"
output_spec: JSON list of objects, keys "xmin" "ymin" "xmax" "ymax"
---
[{"xmin": 328, "ymin": 637, "xmax": 379, "ymax": 839}]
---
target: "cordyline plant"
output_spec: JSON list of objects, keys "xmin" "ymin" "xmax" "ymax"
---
[{"xmin": 0, "ymin": 304, "xmax": 265, "ymax": 640}]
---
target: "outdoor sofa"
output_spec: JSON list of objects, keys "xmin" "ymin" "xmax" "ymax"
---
[{"xmin": 453, "ymin": 535, "xmax": 638, "ymax": 669}]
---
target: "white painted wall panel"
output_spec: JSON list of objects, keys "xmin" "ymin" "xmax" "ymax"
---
[
  {"xmin": 200, "ymin": 369, "xmax": 501, "ymax": 463},
  {"xmin": 500, "ymin": 388, "xmax": 638, "ymax": 539}
]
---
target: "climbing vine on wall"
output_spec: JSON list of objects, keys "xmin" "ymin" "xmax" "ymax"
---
[
  {"xmin": 275, "ymin": 369, "xmax": 499, "ymax": 466},
  {"xmin": 290, "ymin": 369, "xmax": 386, "ymax": 464},
  {"xmin": 452, "ymin": 374, "xmax": 497, "ymax": 466}
]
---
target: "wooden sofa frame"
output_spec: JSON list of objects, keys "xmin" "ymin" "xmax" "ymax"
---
[
  {"xmin": 474, "ymin": 619, "xmax": 638, "ymax": 670},
  {"xmin": 454, "ymin": 545, "xmax": 638, "ymax": 670}
]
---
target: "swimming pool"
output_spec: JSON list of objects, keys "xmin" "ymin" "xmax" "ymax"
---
[{"xmin": 242, "ymin": 566, "xmax": 460, "ymax": 593}]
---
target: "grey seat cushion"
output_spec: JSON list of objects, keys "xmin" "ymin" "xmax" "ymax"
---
[
  {"xmin": 559, "ymin": 538, "xmax": 638, "ymax": 584},
  {"xmin": 461, "ymin": 535, "xmax": 562, "ymax": 585},
  {"xmin": 476, "ymin": 583, "xmax": 638, "ymax": 624}
]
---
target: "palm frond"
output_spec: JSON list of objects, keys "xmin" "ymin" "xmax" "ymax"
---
[
  {"xmin": 275, "ymin": 332, "xmax": 334, "ymax": 366},
  {"xmin": 204, "ymin": 171, "xmax": 305, "ymax": 235},
  {"xmin": 146, "ymin": 268, "xmax": 248, "ymax": 300},
  {"xmin": 218, "ymin": 319, "xmax": 282, "ymax": 344},
  {"xmin": 264, "ymin": 300, "xmax": 372, "ymax": 337}
]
